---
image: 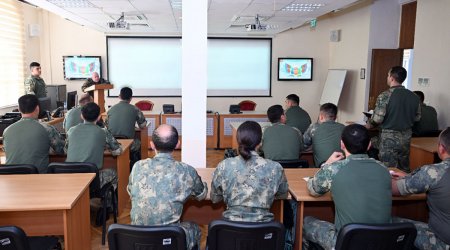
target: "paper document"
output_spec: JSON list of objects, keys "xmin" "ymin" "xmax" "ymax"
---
[{"xmin": 303, "ymin": 177, "xmax": 311, "ymax": 182}]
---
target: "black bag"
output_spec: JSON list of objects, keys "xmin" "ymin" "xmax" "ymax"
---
[{"xmin": 224, "ymin": 148, "xmax": 238, "ymax": 159}]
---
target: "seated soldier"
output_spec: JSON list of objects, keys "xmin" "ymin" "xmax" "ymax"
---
[
  {"xmin": 262, "ymin": 104, "xmax": 303, "ymax": 161},
  {"xmin": 303, "ymin": 103, "xmax": 345, "ymax": 167},
  {"xmin": 127, "ymin": 124, "xmax": 207, "ymax": 250},
  {"xmin": 63, "ymin": 93, "xmax": 93, "ymax": 132},
  {"xmin": 211, "ymin": 121, "xmax": 288, "ymax": 222},
  {"xmin": 303, "ymin": 124, "xmax": 392, "ymax": 249},
  {"xmin": 412, "ymin": 91, "xmax": 439, "ymax": 136},
  {"xmin": 3, "ymin": 94, "xmax": 64, "ymax": 173},
  {"xmin": 284, "ymin": 94, "xmax": 312, "ymax": 134},
  {"xmin": 391, "ymin": 128, "xmax": 450, "ymax": 250}
]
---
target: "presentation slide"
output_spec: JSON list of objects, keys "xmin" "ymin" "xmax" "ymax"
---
[
  {"xmin": 278, "ymin": 58, "xmax": 312, "ymax": 80},
  {"xmin": 107, "ymin": 37, "xmax": 272, "ymax": 97},
  {"xmin": 64, "ymin": 56, "xmax": 101, "ymax": 80}
]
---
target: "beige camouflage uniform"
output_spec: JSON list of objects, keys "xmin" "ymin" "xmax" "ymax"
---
[{"xmin": 24, "ymin": 75, "xmax": 47, "ymax": 98}]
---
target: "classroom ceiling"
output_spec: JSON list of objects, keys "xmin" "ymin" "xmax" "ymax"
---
[{"xmin": 24, "ymin": 0, "xmax": 362, "ymax": 36}]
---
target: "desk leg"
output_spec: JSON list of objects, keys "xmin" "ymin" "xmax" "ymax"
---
[
  {"xmin": 63, "ymin": 188, "xmax": 91, "ymax": 250},
  {"xmin": 294, "ymin": 201, "xmax": 304, "ymax": 250},
  {"xmin": 117, "ymin": 147, "xmax": 130, "ymax": 215},
  {"xmin": 271, "ymin": 200, "xmax": 283, "ymax": 222}
]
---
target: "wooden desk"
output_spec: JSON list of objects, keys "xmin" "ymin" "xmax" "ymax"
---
[
  {"xmin": 219, "ymin": 113, "xmax": 268, "ymax": 148},
  {"xmin": 0, "ymin": 173, "xmax": 94, "ymax": 250},
  {"xmin": 181, "ymin": 168, "xmax": 284, "ymax": 225},
  {"xmin": 284, "ymin": 168, "xmax": 428, "ymax": 250},
  {"xmin": 410, "ymin": 137, "xmax": 439, "ymax": 171}
]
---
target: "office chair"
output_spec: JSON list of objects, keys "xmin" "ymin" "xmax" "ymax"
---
[
  {"xmin": 135, "ymin": 100, "xmax": 154, "ymax": 111},
  {"xmin": 108, "ymin": 223, "xmax": 187, "ymax": 250},
  {"xmin": 0, "ymin": 225, "xmax": 61, "ymax": 250},
  {"xmin": 0, "ymin": 165, "xmax": 38, "ymax": 174},
  {"xmin": 275, "ymin": 159, "xmax": 309, "ymax": 168},
  {"xmin": 238, "ymin": 100, "xmax": 256, "ymax": 111},
  {"xmin": 334, "ymin": 222, "xmax": 417, "ymax": 250},
  {"xmin": 207, "ymin": 219, "xmax": 285, "ymax": 250},
  {"xmin": 47, "ymin": 162, "xmax": 117, "ymax": 245}
]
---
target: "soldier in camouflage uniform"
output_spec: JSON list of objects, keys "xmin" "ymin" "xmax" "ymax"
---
[
  {"xmin": 303, "ymin": 103, "xmax": 345, "ymax": 167},
  {"xmin": 3, "ymin": 94, "xmax": 65, "ymax": 173},
  {"xmin": 81, "ymin": 72, "xmax": 110, "ymax": 97},
  {"xmin": 391, "ymin": 128, "xmax": 450, "ymax": 250},
  {"xmin": 63, "ymin": 93, "xmax": 93, "ymax": 132},
  {"xmin": 211, "ymin": 121, "xmax": 288, "ymax": 222},
  {"xmin": 24, "ymin": 62, "xmax": 47, "ymax": 98},
  {"xmin": 367, "ymin": 66, "xmax": 420, "ymax": 173},
  {"xmin": 65, "ymin": 102, "xmax": 123, "ymax": 189},
  {"xmin": 284, "ymin": 94, "xmax": 312, "ymax": 134},
  {"xmin": 304, "ymin": 124, "xmax": 391, "ymax": 249},
  {"xmin": 128, "ymin": 124, "xmax": 207, "ymax": 250}
]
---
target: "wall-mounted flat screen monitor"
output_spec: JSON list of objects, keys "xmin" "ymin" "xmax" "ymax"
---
[
  {"xmin": 63, "ymin": 56, "xmax": 101, "ymax": 80},
  {"xmin": 278, "ymin": 58, "xmax": 313, "ymax": 81}
]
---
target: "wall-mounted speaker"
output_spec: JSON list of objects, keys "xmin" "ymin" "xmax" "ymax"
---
[
  {"xmin": 330, "ymin": 29, "xmax": 341, "ymax": 42},
  {"xmin": 28, "ymin": 24, "xmax": 40, "ymax": 37}
]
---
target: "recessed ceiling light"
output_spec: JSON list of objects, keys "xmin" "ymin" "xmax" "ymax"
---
[
  {"xmin": 47, "ymin": 0, "xmax": 95, "ymax": 8},
  {"xmin": 282, "ymin": 3, "xmax": 325, "ymax": 12}
]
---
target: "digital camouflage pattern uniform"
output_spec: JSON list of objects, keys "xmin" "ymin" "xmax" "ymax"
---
[
  {"xmin": 81, "ymin": 77, "xmax": 110, "ymax": 96},
  {"xmin": 303, "ymin": 120, "xmax": 345, "ymax": 167},
  {"xmin": 413, "ymin": 103, "xmax": 439, "ymax": 136},
  {"xmin": 394, "ymin": 158, "xmax": 450, "ymax": 250},
  {"xmin": 285, "ymin": 105, "xmax": 312, "ymax": 134},
  {"xmin": 304, "ymin": 154, "xmax": 392, "ymax": 249},
  {"xmin": 261, "ymin": 123, "xmax": 303, "ymax": 160},
  {"xmin": 24, "ymin": 75, "xmax": 47, "ymax": 98},
  {"xmin": 369, "ymin": 86, "xmax": 421, "ymax": 172},
  {"xmin": 211, "ymin": 151, "xmax": 289, "ymax": 222},
  {"xmin": 3, "ymin": 118, "xmax": 65, "ymax": 173},
  {"xmin": 127, "ymin": 153, "xmax": 207, "ymax": 250}
]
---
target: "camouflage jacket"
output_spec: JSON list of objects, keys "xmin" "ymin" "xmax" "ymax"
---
[
  {"xmin": 81, "ymin": 78, "xmax": 110, "ymax": 92},
  {"xmin": 24, "ymin": 75, "xmax": 47, "ymax": 98}
]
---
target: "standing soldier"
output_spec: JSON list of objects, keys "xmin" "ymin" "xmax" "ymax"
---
[{"xmin": 24, "ymin": 62, "xmax": 47, "ymax": 98}]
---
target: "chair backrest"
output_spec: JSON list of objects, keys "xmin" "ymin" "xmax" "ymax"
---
[
  {"xmin": 135, "ymin": 100, "xmax": 154, "ymax": 111},
  {"xmin": 275, "ymin": 159, "xmax": 309, "ymax": 168},
  {"xmin": 238, "ymin": 100, "xmax": 256, "ymax": 111},
  {"xmin": 47, "ymin": 162, "xmax": 100, "ymax": 197},
  {"xmin": 334, "ymin": 222, "xmax": 417, "ymax": 250},
  {"xmin": 108, "ymin": 224, "xmax": 186, "ymax": 250},
  {"xmin": 0, "ymin": 165, "xmax": 39, "ymax": 175},
  {"xmin": 0, "ymin": 226, "xmax": 30, "ymax": 250},
  {"xmin": 207, "ymin": 220, "xmax": 285, "ymax": 250}
]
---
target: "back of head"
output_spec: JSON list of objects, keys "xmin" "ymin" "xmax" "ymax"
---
[
  {"xmin": 439, "ymin": 128, "xmax": 450, "ymax": 155},
  {"xmin": 341, "ymin": 124, "xmax": 370, "ymax": 154},
  {"xmin": 18, "ymin": 94, "xmax": 39, "ymax": 114},
  {"xmin": 237, "ymin": 121, "xmax": 262, "ymax": 161},
  {"xmin": 120, "ymin": 87, "xmax": 133, "ymax": 101},
  {"xmin": 413, "ymin": 91, "xmax": 425, "ymax": 103},
  {"xmin": 389, "ymin": 66, "xmax": 407, "ymax": 84},
  {"xmin": 286, "ymin": 94, "xmax": 299, "ymax": 105},
  {"xmin": 29, "ymin": 62, "xmax": 40, "ymax": 69},
  {"xmin": 81, "ymin": 102, "xmax": 100, "ymax": 122},
  {"xmin": 267, "ymin": 105, "xmax": 284, "ymax": 123},
  {"xmin": 78, "ymin": 93, "xmax": 93, "ymax": 106},
  {"xmin": 320, "ymin": 103, "xmax": 338, "ymax": 121},
  {"xmin": 152, "ymin": 124, "xmax": 179, "ymax": 153}
]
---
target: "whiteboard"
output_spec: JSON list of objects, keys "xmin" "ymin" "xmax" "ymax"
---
[{"xmin": 319, "ymin": 69, "xmax": 347, "ymax": 105}]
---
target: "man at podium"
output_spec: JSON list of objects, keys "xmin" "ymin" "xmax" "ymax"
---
[{"xmin": 82, "ymin": 72, "xmax": 110, "ymax": 97}]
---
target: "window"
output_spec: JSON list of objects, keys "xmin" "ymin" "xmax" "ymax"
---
[{"xmin": 0, "ymin": 0, "xmax": 25, "ymax": 108}]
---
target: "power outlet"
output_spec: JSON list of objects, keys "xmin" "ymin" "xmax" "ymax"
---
[{"xmin": 418, "ymin": 77, "xmax": 430, "ymax": 86}]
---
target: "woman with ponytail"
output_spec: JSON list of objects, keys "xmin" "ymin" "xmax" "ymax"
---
[{"xmin": 210, "ymin": 121, "xmax": 288, "ymax": 222}]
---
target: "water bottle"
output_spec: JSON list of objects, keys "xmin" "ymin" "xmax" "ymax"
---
[{"xmin": 63, "ymin": 101, "xmax": 67, "ymax": 112}]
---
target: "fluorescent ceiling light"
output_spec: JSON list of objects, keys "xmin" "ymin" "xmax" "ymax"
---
[
  {"xmin": 282, "ymin": 3, "xmax": 325, "ymax": 12},
  {"xmin": 47, "ymin": 0, "xmax": 95, "ymax": 8}
]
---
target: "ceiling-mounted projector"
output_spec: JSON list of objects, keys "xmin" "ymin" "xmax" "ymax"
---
[{"xmin": 107, "ymin": 12, "xmax": 129, "ymax": 29}]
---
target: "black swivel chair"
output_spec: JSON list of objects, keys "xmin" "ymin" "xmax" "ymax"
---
[
  {"xmin": 207, "ymin": 219, "xmax": 285, "ymax": 250},
  {"xmin": 47, "ymin": 162, "xmax": 117, "ymax": 245},
  {"xmin": 107, "ymin": 223, "xmax": 187, "ymax": 250},
  {"xmin": 0, "ymin": 225, "xmax": 60, "ymax": 250},
  {"xmin": 334, "ymin": 222, "xmax": 417, "ymax": 250},
  {"xmin": 0, "ymin": 165, "xmax": 38, "ymax": 174},
  {"xmin": 275, "ymin": 159, "xmax": 309, "ymax": 168}
]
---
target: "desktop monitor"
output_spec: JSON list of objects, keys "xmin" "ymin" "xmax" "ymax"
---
[
  {"xmin": 38, "ymin": 97, "xmax": 52, "ymax": 119},
  {"xmin": 67, "ymin": 91, "xmax": 77, "ymax": 110}
]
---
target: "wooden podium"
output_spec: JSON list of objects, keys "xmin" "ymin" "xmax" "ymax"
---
[{"xmin": 85, "ymin": 84, "xmax": 113, "ymax": 113}]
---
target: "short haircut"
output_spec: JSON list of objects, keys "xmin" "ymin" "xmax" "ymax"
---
[
  {"xmin": 286, "ymin": 94, "xmax": 299, "ymax": 105},
  {"xmin": 18, "ymin": 94, "xmax": 39, "ymax": 114},
  {"xmin": 81, "ymin": 102, "xmax": 100, "ymax": 122},
  {"xmin": 29, "ymin": 62, "xmax": 40, "ymax": 69},
  {"xmin": 120, "ymin": 87, "xmax": 132, "ymax": 101},
  {"xmin": 413, "ymin": 91, "xmax": 425, "ymax": 103},
  {"xmin": 267, "ymin": 105, "xmax": 284, "ymax": 123},
  {"xmin": 320, "ymin": 103, "xmax": 338, "ymax": 120},
  {"xmin": 152, "ymin": 125, "xmax": 179, "ymax": 152},
  {"xmin": 237, "ymin": 121, "xmax": 262, "ymax": 161},
  {"xmin": 439, "ymin": 128, "xmax": 450, "ymax": 155},
  {"xmin": 341, "ymin": 124, "xmax": 370, "ymax": 154},
  {"xmin": 389, "ymin": 66, "xmax": 407, "ymax": 84}
]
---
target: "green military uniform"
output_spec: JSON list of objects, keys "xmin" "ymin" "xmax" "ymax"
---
[
  {"xmin": 211, "ymin": 151, "xmax": 289, "ymax": 222},
  {"xmin": 3, "ymin": 118, "xmax": 65, "ymax": 173},
  {"xmin": 63, "ymin": 106, "xmax": 82, "ymax": 133},
  {"xmin": 24, "ymin": 75, "xmax": 47, "ymax": 98},
  {"xmin": 106, "ymin": 101, "xmax": 147, "ymax": 153},
  {"xmin": 303, "ymin": 121, "xmax": 345, "ymax": 167},
  {"xmin": 81, "ymin": 78, "xmax": 110, "ymax": 96},
  {"xmin": 128, "ymin": 153, "xmax": 207, "ymax": 250},
  {"xmin": 369, "ymin": 86, "xmax": 421, "ymax": 172},
  {"xmin": 66, "ymin": 122, "xmax": 122, "ymax": 187},
  {"xmin": 285, "ymin": 105, "xmax": 311, "ymax": 134},
  {"xmin": 261, "ymin": 123, "xmax": 303, "ymax": 161},
  {"xmin": 394, "ymin": 158, "xmax": 450, "ymax": 250},
  {"xmin": 304, "ymin": 154, "xmax": 392, "ymax": 249},
  {"xmin": 413, "ymin": 103, "xmax": 438, "ymax": 136}
]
